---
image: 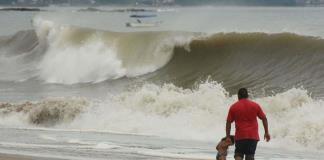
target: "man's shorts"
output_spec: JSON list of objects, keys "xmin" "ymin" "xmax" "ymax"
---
[{"xmin": 235, "ymin": 139, "xmax": 258, "ymax": 157}]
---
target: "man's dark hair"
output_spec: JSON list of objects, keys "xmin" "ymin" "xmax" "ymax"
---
[{"xmin": 238, "ymin": 88, "xmax": 248, "ymax": 99}]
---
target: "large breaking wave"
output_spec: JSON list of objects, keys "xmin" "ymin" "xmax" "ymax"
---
[
  {"xmin": 32, "ymin": 17, "xmax": 194, "ymax": 84},
  {"xmin": 0, "ymin": 17, "xmax": 193, "ymax": 84},
  {"xmin": 1, "ymin": 17, "xmax": 324, "ymax": 96},
  {"xmin": 1, "ymin": 17, "xmax": 324, "ymax": 151}
]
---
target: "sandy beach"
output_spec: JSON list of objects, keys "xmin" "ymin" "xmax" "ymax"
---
[
  {"xmin": 0, "ymin": 153, "xmax": 60, "ymax": 160},
  {"xmin": 0, "ymin": 154, "xmax": 32, "ymax": 160},
  {"xmin": 0, "ymin": 152, "xmax": 205, "ymax": 160}
]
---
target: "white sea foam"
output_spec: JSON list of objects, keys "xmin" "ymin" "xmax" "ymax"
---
[
  {"xmin": 32, "ymin": 16, "xmax": 194, "ymax": 84},
  {"xmin": 0, "ymin": 80, "xmax": 323, "ymax": 150},
  {"xmin": 0, "ymin": 97, "xmax": 88, "ymax": 127},
  {"xmin": 38, "ymin": 36, "xmax": 125, "ymax": 84},
  {"xmin": 257, "ymin": 89, "xmax": 324, "ymax": 150},
  {"xmin": 63, "ymin": 82, "xmax": 324, "ymax": 151},
  {"xmin": 94, "ymin": 143, "xmax": 120, "ymax": 149},
  {"xmin": 39, "ymin": 134, "xmax": 58, "ymax": 141},
  {"xmin": 66, "ymin": 81, "xmax": 232, "ymax": 141},
  {"xmin": 33, "ymin": 17, "xmax": 125, "ymax": 84}
]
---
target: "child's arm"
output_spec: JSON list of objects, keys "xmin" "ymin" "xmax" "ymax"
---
[{"xmin": 216, "ymin": 143, "xmax": 220, "ymax": 150}]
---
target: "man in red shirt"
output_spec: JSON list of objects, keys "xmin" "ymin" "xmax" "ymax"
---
[{"xmin": 226, "ymin": 88, "xmax": 270, "ymax": 160}]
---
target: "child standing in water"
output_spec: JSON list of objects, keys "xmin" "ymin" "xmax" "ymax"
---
[{"xmin": 216, "ymin": 136, "xmax": 235, "ymax": 160}]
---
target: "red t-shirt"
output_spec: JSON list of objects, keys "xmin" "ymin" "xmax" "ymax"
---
[{"xmin": 227, "ymin": 99, "xmax": 266, "ymax": 141}]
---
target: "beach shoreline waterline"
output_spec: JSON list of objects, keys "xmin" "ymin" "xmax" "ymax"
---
[
  {"xmin": 0, "ymin": 127, "xmax": 323, "ymax": 160},
  {"xmin": 0, "ymin": 153, "xmax": 61, "ymax": 160},
  {"xmin": 0, "ymin": 153, "xmax": 204, "ymax": 160}
]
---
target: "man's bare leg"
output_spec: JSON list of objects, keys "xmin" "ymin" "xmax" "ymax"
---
[
  {"xmin": 234, "ymin": 153, "xmax": 243, "ymax": 160},
  {"xmin": 219, "ymin": 156, "xmax": 226, "ymax": 160},
  {"xmin": 234, "ymin": 156, "xmax": 243, "ymax": 160}
]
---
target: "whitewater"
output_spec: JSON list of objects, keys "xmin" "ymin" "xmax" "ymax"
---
[{"xmin": 0, "ymin": 6, "xmax": 324, "ymax": 160}]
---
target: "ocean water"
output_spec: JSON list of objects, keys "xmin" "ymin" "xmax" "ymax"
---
[{"xmin": 0, "ymin": 6, "xmax": 324, "ymax": 159}]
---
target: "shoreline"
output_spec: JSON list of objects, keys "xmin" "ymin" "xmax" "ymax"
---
[
  {"xmin": 0, "ymin": 153, "xmax": 61, "ymax": 160},
  {"xmin": 0, "ymin": 152, "xmax": 209, "ymax": 160}
]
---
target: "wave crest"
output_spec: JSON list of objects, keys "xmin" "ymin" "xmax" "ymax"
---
[
  {"xmin": 32, "ymin": 17, "xmax": 193, "ymax": 84},
  {"xmin": 156, "ymin": 32, "xmax": 324, "ymax": 95},
  {"xmin": 1, "ymin": 18, "xmax": 324, "ymax": 96}
]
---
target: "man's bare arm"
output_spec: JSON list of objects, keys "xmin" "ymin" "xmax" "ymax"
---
[
  {"xmin": 226, "ymin": 121, "xmax": 231, "ymax": 138},
  {"xmin": 261, "ymin": 117, "xmax": 270, "ymax": 142},
  {"xmin": 225, "ymin": 121, "xmax": 232, "ymax": 143}
]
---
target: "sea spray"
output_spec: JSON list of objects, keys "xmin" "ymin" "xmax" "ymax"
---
[
  {"xmin": 0, "ymin": 82, "xmax": 323, "ymax": 150},
  {"xmin": 38, "ymin": 35, "xmax": 126, "ymax": 84},
  {"xmin": 59, "ymin": 82, "xmax": 322, "ymax": 150},
  {"xmin": 32, "ymin": 17, "xmax": 194, "ymax": 84},
  {"xmin": 69, "ymin": 81, "xmax": 233, "ymax": 140},
  {"xmin": 257, "ymin": 88, "xmax": 324, "ymax": 150},
  {"xmin": 0, "ymin": 97, "xmax": 87, "ymax": 126}
]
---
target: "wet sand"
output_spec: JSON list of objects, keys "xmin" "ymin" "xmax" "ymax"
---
[
  {"xmin": 0, "ymin": 153, "xmax": 61, "ymax": 160},
  {"xmin": 0, "ymin": 153, "xmax": 205, "ymax": 160}
]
